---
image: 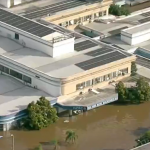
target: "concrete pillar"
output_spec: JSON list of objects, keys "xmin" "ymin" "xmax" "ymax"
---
[
  {"xmin": 69, "ymin": 110, "xmax": 72, "ymax": 117},
  {"xmin": 3, "ymin": 124, "xmax": 6, "ymax": 131}
]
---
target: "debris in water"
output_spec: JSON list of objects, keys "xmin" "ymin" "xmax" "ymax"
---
[{"xmin": 64, "ymin": 120, "xmax": 69, "ymax": 123}]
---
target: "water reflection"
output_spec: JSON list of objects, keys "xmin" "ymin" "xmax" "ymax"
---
[{"xmin": 1, "ymin": 102, "xmax": 150, "ymax": 150}]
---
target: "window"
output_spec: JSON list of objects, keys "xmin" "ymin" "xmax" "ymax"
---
[
  {"xmin": 95, "ymin": 77, "xmax": 100, "ymax": 84},
  {"xmin": 4, "ymin": 67, "xmax": 9, "ymax": 74},
  {"xmin": 86, "ymin": 80, "xmax": 91, "ymax": 87},
  {"xmin": 99, "ymin": 12, "xmax": 102, "ymax": 17},
  {"xmin": 10, "ymin": 69, "xmax": 22, "ymax": 80},
  {"xmin": 15, "ymin": 33, "xmax": 19, "ymax": 40},
  {"xmin": 0, "ymin": 65, "xmax": 4, "ymax": 72},
  {"xmin": 103, "ymin": 11, "xmax": 107, "ymax": 16},
  {"xmin": 23, "ymin": 75, "xmax": 31, "ymax": 84},
  {"xmin": 76, "ymin": 82, "xmax": 85, "ymax": 90}
]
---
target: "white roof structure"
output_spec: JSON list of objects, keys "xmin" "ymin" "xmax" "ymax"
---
[{"xmin": 0, "ymin": 75, "xmax": 55, "ymax": 116}]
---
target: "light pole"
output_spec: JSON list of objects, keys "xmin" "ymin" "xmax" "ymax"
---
[
  {"xmin": 11, "ymin": 134, "xmax": 14, "ymax": 150},
  {"xmin": 0, "ymin": 134, "xmax": 14, "ymax": 150}
]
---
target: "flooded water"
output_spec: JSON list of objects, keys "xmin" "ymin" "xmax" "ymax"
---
[
  {"xmin": 1, "ymin": 102, "xmax": 150, "ymax": 150},
  {"xmin": 124, "ymin": 1, "xmax": 150, "ymax": 13}
]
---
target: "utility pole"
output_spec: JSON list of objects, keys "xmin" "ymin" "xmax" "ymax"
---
[{"xmin": 11, "ymin": 134, "xmax": 14, "ymax": 150}]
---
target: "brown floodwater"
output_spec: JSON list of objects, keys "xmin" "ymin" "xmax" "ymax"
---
[
  {"xmin": 1, "ymin": 102, "xmax": 150, "ymax": 150},
  {"xmin": 124, "ymin": 1, "xmax": 150, "ymax": 13}
]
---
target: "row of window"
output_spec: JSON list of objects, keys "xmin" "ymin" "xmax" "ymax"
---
[
  {"xmin": 76, "ymin": 68, "xmax": 128, "ymax": 90},
  {"xmin": 0, "ymin": 65, "xmax": 31, "ymax": 84},
  {"xmin": 59, "ymin": 11, "xmax": 107, "ymax": 27}
]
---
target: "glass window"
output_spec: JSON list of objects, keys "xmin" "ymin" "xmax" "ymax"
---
[
  {"xmin": 113, "ymin": 72, "xmax": 117, "ymax": 78},
  {"xmin": 4, "ymin": 67, "xmax": 9, "ymax": 74},
  {"xmin": 15, "ymin": 33, "xmax": 19, "ymax": 40},
  {"xmin": 10, "ymin": 69, "xmax": 22, "ymax": 80},
  {"xmin": 103, "ymin": 11, "xmax": 107, "ymax": 16},
  {"xmin": 95, "ymin": 77, "xmax": 100, "ymax": 84},
  {"xmin": 23, "ymin": 75, "xmax": 31, "ymax": 84},
  {"xmin": 0, "ymin": 65, "xmax": 4, "ymax": 71},
  {"xmin": 99, "ymin": 12, "xmax": 102, "ymax": 17},
  {"xmin": 86, "ymin": 80, "xmax": 91, "ymax": 87},
  {"xmin": 76, "ymin": 82, "xmax": 85, "ymax": 90}
]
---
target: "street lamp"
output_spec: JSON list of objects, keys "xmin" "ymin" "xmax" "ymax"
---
[{"xmin": 0, "ymin": 134, "xmax": 14, "ymax": 150}]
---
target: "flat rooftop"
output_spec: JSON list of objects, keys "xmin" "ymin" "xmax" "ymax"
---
[
  {"xmin": 0, "ymin": 35, "xmax": 131, "ymax": 78},
  {"xmin": 58, "ymin": 85, "xmax": 117, "ymax": 107},
  {"xmin": 101, "ymin": 34, "xmax": 150, "ymax": 52},
  {"xmin": 0, "ymin": 75, "xmax": 55, "ymax": 116},
  {"xmin": 0, "ymin": 8, "xmax": 71, "ymax": 42},
  {"xmin": 123, "ymin": 21, "xmax": 150, "ymax": 35},
  {"xmin": 19, "ymin": 0, "xmax": 101, "ymax": 19},
  {"xmin": 83, "ymin": 12, "xmax": 150, "ymax": 37}
]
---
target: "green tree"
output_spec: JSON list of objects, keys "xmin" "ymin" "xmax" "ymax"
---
[
  {"xmin": 65, "ymin": 130, "xmax": 78, "ymax": 144},
  {"xmin": 24, "ymin": 97, "xmax": 58, "ymax": 130},
  {"xmin": 52, "ymin": 139, "xmax": 59, "ymax": 150},
  {"xmin": 35, "ymin": 144, "xmax": 43, "ymax": 150},
  {"xmin": 136, "ymin": 78, "xmax": 150, "ymax": 101},
  {"xmin": 135, "ymin": 131, "xmax": 150, "ymax": 147},
  {"xmin": 115, "ymin": 81, "xmax": 128, "ymax": 102},
  {"xmin": 109, "ymin": 4, "xmax": 130, "ymax": 16},
  {"xmin": 131, "ymin": 62, "xmax": 137, "ymax": 76}
]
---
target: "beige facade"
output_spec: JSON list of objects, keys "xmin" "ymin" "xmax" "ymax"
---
[
  {"xmin": 60, "ymin": 55, "xmax": 136, "ymax": 99},
  {"xmin": 43, "ymin": 0, "xmax": 113, "ymax": 30}
]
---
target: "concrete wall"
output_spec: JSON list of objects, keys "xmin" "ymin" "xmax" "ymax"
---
[
  {"xmin": 53, "ymin": 38, "xmax": 74, "ymax": 57},
  {"xmin": 0, "ymin": 0, "xmax": 8, "ymax": 7},
  {"xmin": 121, "ymin": 34, "xmax": 132, "ymax": 45},
  {"xmin": 0, "ymin": 55, "xmax": 62, "ymax": 97},
  {"xmin": 44, "ymin": 0, "xmax": 112, "ymax": 29},
  {"xmin": 132, "ymin": 32, "xmax": 150, "ymax": 45},
  {"xmin": 61, "ymin": 56, "xmax": 136, "ymax": 97},
  {"xmin": 0, "ymin": 22, "xmax": 54, "ymax": 56},
  {"xmin": 0, "ymin": 0, "xmax": 33, "ymax": 8},
  {"xmin": 121, "ymin": 31, "xmax": 150, "ymax": 45},
  {"xmin": 0, "ymin": 21, "xmax": 74, "ymax": 57}
]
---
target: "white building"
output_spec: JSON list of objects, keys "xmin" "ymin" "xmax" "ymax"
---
[
  {"xmin": 0, "ymin": 0, "xmax": 33, "ymax": 8},
  {"xmin": 121, "ymin": 22, "xmax": 150, "ymax": 45},
  {"xmin": 0, "ymin": 8, "xmax": 135, "ymax": 131}
]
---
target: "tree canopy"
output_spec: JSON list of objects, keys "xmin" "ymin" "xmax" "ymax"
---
[
  {"xmin": 65, "ymin": 130, "xmax": 78, "ymax": 144},
  {"xmin": 136, "ymin": 78, "xmax": 150, "ymax": 101},
  {"xmin": 135, "ymin": 131, "xmax": 150, "ymax": 147},
  {"xmin": 115, "ymin": 81, "xmax": 128, "ymax": 102},
  {"xmin": 24, "ymin": 97, "xmax": 58, "ymax": 130},
  {"xmin": 115, "ymin": 78, "xmax": 150, "ymax": 104},
  {"xmin": 131, "ymin": 62, "xmax": 137, "ymax": 76},
  {"xmin": 109, "ymin": 4, "xmax": 130, "ymax": 16}
]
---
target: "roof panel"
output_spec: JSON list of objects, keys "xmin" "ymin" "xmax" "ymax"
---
[
  {"xmin": 0, "ymin": 8, "xmax": 56, "ymax": 37},
  {"xmin": 75, "ymin": 40, "xmax": 98, "ymax": 51},
  {"xmin": 23, "ymin": 0, "xmax": 87, "ymax": 19},
  {"xmin": 76, "ymin": 51, "xmax": 126, "ymax": 70},
  {"xmin": 85, "ymin": 47, "xmax": 114, "ymax": 57}
]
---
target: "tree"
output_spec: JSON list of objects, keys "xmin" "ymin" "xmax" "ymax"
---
[
  {"xmin": 115, "ymin": 81, "xmax": 128, "ymax": 102},
  {"xmin": 52, "ymin": 139, "xmax": 59, "ymax": 150},
  {"xmin": 109, "ymin": 4, "xmax": 130, "ymax": 16},
  {"xmin": 35, "ymin": 144, "xmax": 43, "ymax": 150},
  {"xmin": 136, "ymin": 78, "xmax": 150, "ymax": 101},
  {"xmin": 135, "ymin": 131, "xmax": 150, "ymax": 147},
  {"xmin": 65, "ymin": 130, "xmax": 78, "ymax": 144},
  {"xmin": 131, "ymin": 62, "xmax": 137, "ymax": 76},
  {"xmin": 24, "ymin": 97, "xmax": 58, "ymax": 130}
]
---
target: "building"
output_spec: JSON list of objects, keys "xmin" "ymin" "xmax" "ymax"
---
[
  {"xmin": 0, "ymin": 0, "xmax": 33, "ymax": 8},
  {"xmin": 22, "ymin": 0, "xmax": 113, "ymax": 30},
  {"xmin": 0, "ymin": 8, "xmax": 136, "ymax": 130},
  {"xmin": 121, "ymin": 22, "xmax": 150, "ymax": 45}
]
